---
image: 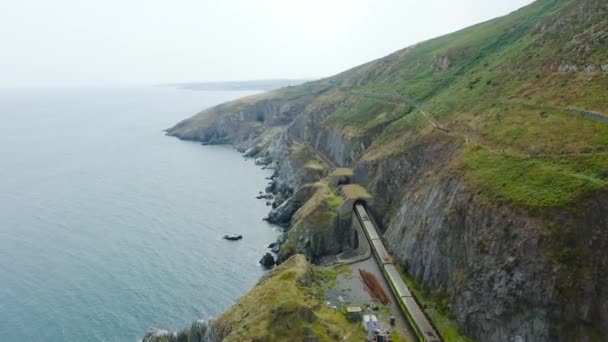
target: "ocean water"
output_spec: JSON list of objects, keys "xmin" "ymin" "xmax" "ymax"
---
[{"xmin": 0, "ymin": 86, "xmax": 279, "ymax": 341}]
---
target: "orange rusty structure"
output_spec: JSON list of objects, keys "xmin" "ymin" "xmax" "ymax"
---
[{"xmin": 359, "ymin": 269, "xmax": 390, "ymax": 305}]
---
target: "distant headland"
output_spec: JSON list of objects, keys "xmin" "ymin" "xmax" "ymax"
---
[{"xmin": 164, "ymin": 79, "xmax": 313, "ymax": 91}]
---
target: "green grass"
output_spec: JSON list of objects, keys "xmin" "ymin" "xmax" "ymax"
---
[
  {"xmin": 391, "ymin": 330, "xmax": 413, "ymax": 342},
  {"xmin": 326, "ymin": 193, "xmax": 343, "ymax": 210},
  {"xmin": 316, "ymin": 265, "xmax": 352, "ymax": 289},
  {"xmin": 305, "ymin": 159, "xmax": 326, "ymax": 171},
  {"xmin": 463, "ymin": 146, "xmax": 608, "ymax": 208}
]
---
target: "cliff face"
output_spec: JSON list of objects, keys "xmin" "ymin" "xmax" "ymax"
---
[
  {"xmin": 356, "ymin": 132, "xmax": 608, "ymax": 341},
  {"xmin": 164, "ymin": 0, "xmax": 608, "ymax": 341}
]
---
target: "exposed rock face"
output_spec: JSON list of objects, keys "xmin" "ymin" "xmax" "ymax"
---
[
  {"xmin": 264, "ymin": 198, "xmax": 301, "ymax": 227},
  {"xmin": 288, "ymin": 107, "xmax": 357, "ymax": 167},
  {"xmin": 557, "ymin": 64, "xmax": 608, "ymax": 73},
  {"xmin": 143, "ymin": 328, "xmax": 176, "ymax": 342},
  {"xmin": 143, "ymin": 320, "xmax": 217, "ymax": 342},
  {"xmin": 432, "ymin": 56, "xmax": 452, "ymax": 71},
  {"xmin": 167, "ymin": 99, "xmax": 298, "ymax": 145},
  {"xmin": 275, "ymin": 182, "xmax": 356, "ymax": 264},
  {"xmin": 353, "ymin": 133, "xmax": 608, "ymax": 341}
]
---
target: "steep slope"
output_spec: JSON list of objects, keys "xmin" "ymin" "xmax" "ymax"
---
[{"xmin": 167, "ymin": 0, "xmax": 608, "ymax": 341}]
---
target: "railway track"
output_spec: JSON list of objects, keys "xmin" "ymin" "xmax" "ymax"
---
[{"xmin": 354, "ymin": 203, "xmax": 442, "ymax": 342}]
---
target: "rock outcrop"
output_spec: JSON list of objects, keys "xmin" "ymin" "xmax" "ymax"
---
[
  {"xmin": 142, "ymin": 320, "xmax": 217, "ymax": 342},
  {"xmin": 259, "ymin": 252, "xmax": 275, "ymax": 268}
]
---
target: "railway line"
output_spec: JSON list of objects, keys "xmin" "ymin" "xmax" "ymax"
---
[{"xmin": 354, "ymin": 202, "xmax": 442, "ymax": 342}]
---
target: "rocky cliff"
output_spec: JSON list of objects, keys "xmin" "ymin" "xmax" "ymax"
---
[{"xmin": 163, "ymin": 0, "xmax": 608, "ymax": 341}]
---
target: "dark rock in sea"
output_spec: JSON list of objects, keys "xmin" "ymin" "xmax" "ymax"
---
[
  {"xmin": 259, "ymin": 252, "xmax": 275, "ymax": 268},
  {"xmin": 267, "ymin": 242, "xmax": 280, "ymax": 253},
  {"xmin": 256, "ymin": 194, "xmax": 273, "ymax": 200},
  {"xmin": 265, "ymin": 201, "xmax": 272, "ymax": 206},
  {"xmin": 143, "ymin": 320, "xmax": 217, "ymax": 342},
  {"xmin": 142, "ymin": 328, "xmax": 176, "ymax": 342}
]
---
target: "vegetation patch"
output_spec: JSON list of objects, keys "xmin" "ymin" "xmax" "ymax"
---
[
  {"xmin": 291, "ymin": 181, "xmax": 340, "ymax": 230},
  {"xmin": 331, "ymin": 167, "xmax": 355, "ymax": 177},
  {"xmin": 463, "ymin": 146, "xmax": 608, "ymax": 209},
  {"xmin": 305, "ymin": 159, "xmax": 326, "ymax": 171},
  {"xmin": 316, "ymin": 265, "xmax": 352, "ymax": 290},
  {"xmin": 340, "ymin": 184, "xmax": 372, "ymax": 200},
  {"xmin": 215, "ymin": 255, "xmax": 365, "ymax": 342}
]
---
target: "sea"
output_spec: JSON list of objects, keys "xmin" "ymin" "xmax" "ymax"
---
[{"xmin": 0, "ymin": 85, "xmax": 280, "ymax": 341}]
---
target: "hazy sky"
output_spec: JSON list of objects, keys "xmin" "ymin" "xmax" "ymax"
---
[{"xmin": 0, "ymin": 0, "xmax": 535, "ymax": 87}]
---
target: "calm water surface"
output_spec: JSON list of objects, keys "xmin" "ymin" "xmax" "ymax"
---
[{"xmin": 0, "ymin": 86, "xmax": 279, "ymax": 341}]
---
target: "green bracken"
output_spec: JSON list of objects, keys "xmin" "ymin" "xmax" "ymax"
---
[{"xmin": 463, "ymin": 146, "xmax": 608, "ymax": 208}]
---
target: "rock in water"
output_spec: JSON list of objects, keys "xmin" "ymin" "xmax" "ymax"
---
[
  {"xmin": 187, "ymin": 320, "xmax": 217, "ymax": 342},
  {"xmin": 143, "ymin": 320, "xmax": 217, "ymax": 342},
  {"xmin": 259, "ymin": 252, "xmax": 275, "ymax": 268},
  {"xmin": 142, "ymin": 328, "xmax": 176, "ymax": 342}
]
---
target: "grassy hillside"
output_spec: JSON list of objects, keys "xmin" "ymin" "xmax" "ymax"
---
[
  {"xmin": 325, "ymin": 0, "xmax": 608, "ymax": 209},
  {"xmin": 310, "ymin": 0, "xmax": 607, "ymax": 210},
  {"xmin": 171, "ymin": 0, "xmax": 608, "ymax": 209}
]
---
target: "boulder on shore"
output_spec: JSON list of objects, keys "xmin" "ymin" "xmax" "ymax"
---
[{"xmin": 259, "ymin": 252, "xmax": 275, "ymax": 268}]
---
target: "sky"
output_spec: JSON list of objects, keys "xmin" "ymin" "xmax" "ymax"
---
[{"xmin": 0, "ymin": 0, "xmax": 535, "ymax": 87}]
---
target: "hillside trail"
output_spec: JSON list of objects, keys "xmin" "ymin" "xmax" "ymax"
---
[{"xmin": 331, "ymin": 86, "xmax": 608, "ymax": 184}]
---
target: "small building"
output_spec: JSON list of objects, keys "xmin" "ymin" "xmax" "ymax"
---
[
  {"xmin": 363, "ymin": 314, "xmax": 379, "ymax": 340},
  {"xmin": 345, "ymin": 306, "xmax": 363, "ymax": 322}
]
